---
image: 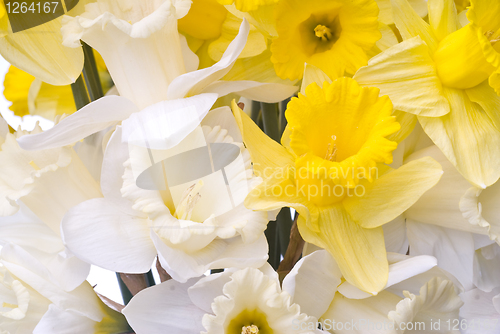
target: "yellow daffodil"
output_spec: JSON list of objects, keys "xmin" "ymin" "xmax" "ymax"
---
[
  {"xmin": 180, "ymin": 0, "xmax": 269, "ymax": 72},
  {"xmin": 231, "ymin": 77, "xmax": 443, "ymax": 294},
  {"xmin": 271, "ymin": 0, "xmax": 381, "ymax": 80},
  {"xmin": 0, "ymin": 0, "xmax": 96, "ymax": 85},
  {"xmin": 354, "ymin": 0, "xmax": 500, "ymax": 188},
  {"xmin": 3, "ymin": 53, "xmax": 111, "ymax": 120}
]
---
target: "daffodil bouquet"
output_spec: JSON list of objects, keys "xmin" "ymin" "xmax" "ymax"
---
[{"xmin": 0, "ymin": 0, "xmax": 499, "ymax": 333}]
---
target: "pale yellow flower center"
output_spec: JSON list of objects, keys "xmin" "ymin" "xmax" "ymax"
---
[
  {"xmin": 241, "ymin": 324, "xmax": 259, "ymax": 334},
  {"xmin": 2, "ymin": 302, "xmax": 17, "ymax": 309},
  {"xmin": 28, "ymin": 160, "xmax": 40, "ymax": 170}
]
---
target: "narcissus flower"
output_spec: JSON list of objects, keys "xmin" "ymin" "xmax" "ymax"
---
[
  {"xmin": 232, "ymin": 77, "xmax": 443, "ymax": 294},
  {"xmin": 271, "ymin": 0, "xmax": 381, "ymax": 80},
  {"xmin": 123, "ymin": 264, "xmax": 325, "ymax": 334},
  {"xmin": 62, "ymin": 105, "xmax": 271, "ymax": 281},
  {"xmin": 354, "ymin": 0, "xmax": 500, "ymax": 188}
]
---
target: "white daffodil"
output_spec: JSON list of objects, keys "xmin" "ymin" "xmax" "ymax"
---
[
  {"xmin": 294, "ymin": 250, "xmax": 463, "ymax": 334},
  {"xmin": 16, "ymin": 1, "xmax": 297, "ymax": 152},
  {"xmin": 0, "ymin": 243, "xmax": 129, "ymax": 334},
  {"xmin": 122, "ymin": 264, "xmax": 326, "ymax": 334},
  {"xmin": 61, "ymin": 105, "xmax": 272, "ymax": 281}
]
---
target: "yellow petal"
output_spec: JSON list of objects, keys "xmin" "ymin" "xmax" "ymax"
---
[
  {"xmin": 375, "ymin": 0, "xmax": 428, "ymax": 25},
  {"xmin": 224, "ymin": 48, "xmax": 296, "ymax": 86},
  {"xmin": 300, "ymin": 63, "xmax": 332, "ymax": 96},
  {"xmin": 419, "ymin": 87, "xmax": 500, "ymax": 188},
  {"xmin": 3, "ymin": 66, "xmax": 34, "ymax": 117},
  {"xmin": 298, "ymin": 204, "xmax": 388, "ymax": 294},
  {"xmin": 391, "ymin": 0, "xmax": 439, "ymax": 53},
  {"xmin": 178, "ymin": 0, "xmax": 227, "ymax": 40},
  {"xmin": 0, "ymin": 18, "xmax": 83, "ymax": 85},
  {"xmin": 30, "ymin": 80, "xmax": 76, "ymax": 120},
  {"xmin": 354, "ymin": 37, "xmax": 450, "ymax": 117},
  {"xmin": 428, "ymin": 0, "xmax": 459, "ymax": 41},
  {"xmin": 467, "ymin": 0, "xmax": 500, "ymax": 33},
  {"xmin": 244, "ymin": 165, "xmax": 315, "ymax": 226},
  {"xmin": 231, "ymin": 100, "xmax": 294, "ymax": 176},
  {"xmin": 217, "ymin": 0, "xmax": 279, "ymax": 12},
  {"xmin": 466, "ymin": 80, "xmax": 500, "ymax": 131},
  {"xmin": 387, "ymin": 109, "xmax": 418, "ymax": 143},
  {"xmin": 343, "ymin": 156, "xmax": 443, "ymax": 229},
  {"xmin": 208, "ymin": 13, "xmax": 267, "ymax": 61},
  {"xmin": 489, "ymin": 68, "xmax": 500, "ymax": 95}
]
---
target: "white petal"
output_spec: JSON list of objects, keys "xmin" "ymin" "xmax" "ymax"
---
[
  {"xmin": 460, "ymin": 288, "xmax": 500, "ymax": 334},
  {"xmin": 167, "ymin": 19, "xmax": 250, "ymax": 99},
  {"xmin": 17, "ymin": 96, "xmax": 139, "ymax": 151},
  {"xmin": 338, "ymin": 254, "xmax": 438, "ymax": 300},
  {"xmin": 33, "ymin": 304, "xmax": 95, "ymax": 334},
  {"xmin": 121, "ymin": 94, "xmax": 218, "ymax": 150},
  {"xmin": 61, "ymin": 198, "xmax": 156, "ymax": 273},
  {"xmin": 0, "ymin": 205, "xmax": 63, "ymax": 254},
  {"xmin": 154, "ymin": 232, "xmax": 268, "ymax": 282},
  {"xmin": 407, "ymin": 220, "xmax": 475, "ymax": 290},
  {"xmin": 301, "ymin": 64, "xmax": 332, "ymax": 95},
  {"xmin": 201, "ymin": 80, "xmax": 297, "ymax": 103},
  {"xmin": 473, "ymin": 244, "xmax": 500, "ymax": 292},
  {"xmin": 383, "ymin": 215, "xmax": 409, "ymax": 254},
  {"xmin": 188, "ymin": 270, "xmax": 235, "ymax": 313},
  {"xmin": 180, "ymin": 34, "xmax": 199, "ymax": 73},
  {"xmin": 0, "ymin": 117, "xmax": 8, "ymax": 140},
  {"xmin": 388, "ymin": 277, "xmax": 463, "ymax": 331},
  {"xmin": 405, "ymin": 145, "xmax": 490, "ymax": 235},
  {"xmin": 201, "ymin": 107, "xmax": 242, "ymax": 142},
  {"xmin": 321, "ymin": 290, "xmax": 401, "ymax": 333},
  {"xmin": 282, "ymin": 250, "xmax": 341, "ymax": 319},
  {"xmin": 100, "ymin": 126, "xmax": 129, "ymax": 202},
  {"xmin": 123, "ymin": 279, "xmax": 205, "ymax": 334}
]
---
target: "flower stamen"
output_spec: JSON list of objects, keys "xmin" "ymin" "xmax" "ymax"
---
[
  {"xmin": 174, "ymin": 180, "xmax": 203, "ymax": 220},
  {"xmin": 324, "ymin": 135, "xmax": 338, "ymax": 161},
  {"xmin": 241, "ymin": 325, "xmax": 259, "ymax": 334},
  {"xmin": 314, "ymin": 24, "xmax": 333, "ymax": 41}
]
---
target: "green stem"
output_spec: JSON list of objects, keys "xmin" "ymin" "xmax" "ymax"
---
[
  {"xmin": 115, "ymin": 273, "xmax": 133, "ymax": 305},
  {"xmin": 279, "ymin": 97, "xmax": 291, "ymax": 136},
  {"xmin": 81, "ymin": 42, "xmax": 104, "ymax": 101},
  {"xmin": 276, "ymin": 208, "xmax": 293, "ymax": 257},
  {"xmin": 261, "ymin": 102, "xmax": 280, "ymax": 142},
  {"xmin": 144, "ymin": 270, "xmax": 155, "ymax": 287},
  {"xmin": 251, "ymin": 100, "xmax": 261, "ymax": 123},
  {"xmin": 265, "ymin": 220, "xmax": 281, "ymax": 270},
  {"xmin": 70, "ymin": 75, "xmax": 90, "ymax": 110}
]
